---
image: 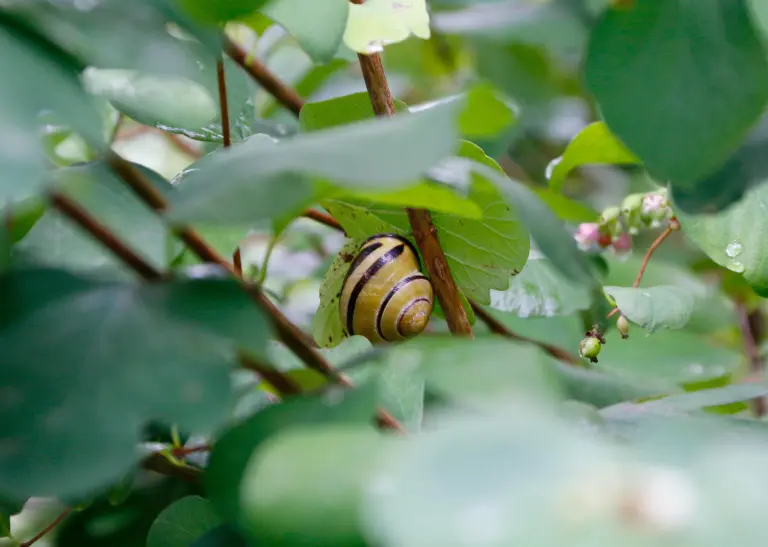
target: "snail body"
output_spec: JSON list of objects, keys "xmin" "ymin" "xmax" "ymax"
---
[{"xmin": 340, "ymin": 234, "xmax": 434, "ymax": 344}]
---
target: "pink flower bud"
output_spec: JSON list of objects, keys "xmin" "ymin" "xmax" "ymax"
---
[
  {"xmin": 642, "ymin": 194, "xmax": 667, "ymax": 215},
  {"xmin": 575, "ymin": 223, "xmax": 600, "ymax": 251},
  {"xmin": 612, "ymin": 231, "xmax": 633, "ymax": 252}
]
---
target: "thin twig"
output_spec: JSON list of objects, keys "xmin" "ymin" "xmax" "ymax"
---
[
  {"xmin": 222, "ymin": 34, "xmax": 304, "ymax": 116},
  {"xmin": 239, "ymin": 351, "xmax": 302, "ymax": 396},
  {"xmin": 737, "ymin": 302, "xmax": 766, "ymax": 416},
  {"xmin": 169, "ymin": 444, "xmax": 211, "ymax": 457},
  {"xmin": 166, "ymin": 133, "xmax": 203, "ymax": 159},
  {"xmin": 19, "ymin": 508, "xmax": 71, "ymax": 547},
  {"xmin": 302, "ymin": 209, "xmax": 343, "ymax": 232},
  {"xmin": 49, "ymin": 191, "xmax": 164, "ymax": 281},
  {"xmin": 607, "ymin": 223, "xmax": 676, "ymax": 319},
  {"xmin": 233, "ymin": 247, "xmax": 242, "ymax": 276},
  {"xmin": 108, "ymin": 112, "xmax": 124, "ymax": 145},
  {"xmin": 142, "ymin": 453, "xmax": 202, "ymax": 482},
  {"xmin": 216, "ymin": 57, "xmax": 231, "ymax": 148},
  {"xmin": 470, "ymin": 302, "xmax": 583, "ymax": 366}
]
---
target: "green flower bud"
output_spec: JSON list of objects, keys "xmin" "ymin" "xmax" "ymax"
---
[
  {"xmin": 579, "ymin": 336, "xmax": 602, "ymax": 363},
  {"xmin": 599, "ymin": 206, "xmax": 623, "ymax": 237}
]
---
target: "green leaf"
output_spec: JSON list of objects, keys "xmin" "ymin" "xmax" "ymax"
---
[
  {"xmin": 262, "ymin": 59, "xmax": 351, "ymax": 118},
  {"xmin": 603, "ymin": 255, "xmax": 736, "ymax": 334},
  {"xmin": 456, "ymin": 82, "xmax": 516, "ymax": 138},
  {"xmin": 299, "ymin": 91, "xmax": 409, "ymax": 131},
  {"xmin": 326, "ymin": 142, "xmax": 530, "ymax": 304},
  {"xmin": 178, "ymin": 0, "xmax": 269, "ymax": 23},
  {"xmin": 596, "ymin": 329, "xmax": 741, "ymax": 386},
  {"xmin": 555, "ymin": 362, "xmax": 677, "ymax": 409},
  {"xmin": 301, "ymin": 92, "xmax": 483, "ymax": 217},
  {"xmin": 167, "ymin": 98, "xmax": 462, "ymax": 224},
  {"xmin": 268, "ymin": 335, "xmax": 373, "ymax": 372},
  {"xmin": 0, "ymin": 510, "xmax": 10, "ymax": 539},
  {"xmin": 146, "ymin": 496, "xmax": 222, "ymax": 547},
  {"xmin": 204, "ymin": 383, "xmax": 379, "ymax": 527},
  {"xmin": 343, "ymin": 0, "xmax": 430, "ymax": 54},
  {"xmin": 16, "ymin": 162, "xmax": 177, "ymax": 278},
  {"xmin": 531, "ymin": 187, "xmax": 600, "ymax": 223},
  {"xmin": 675, "ymin": 181, "xmax": 768, "ymax": 295},
  {"xmin": 603, "ymin": 285, "xmax": 695, "ymax": 334},
  {"xmin": 240, "ymin": 426, "xmax": 391, "ymax": 547},
  {"xmin": 314, "ymin": 238, "xmax": 364, "ymax": 348},
  {"xmin": 546, "ymin": 122, "xmax": 639, "ymax": 192},
  {"xmin": 83, "ymin": 55, "xmax": 251, "ymax": 133},
  {"xmin": 190, "ymin": 526, "xmax": 248, "ymax": 547},
  {"xmin": 489, "ymin": 253, "xmax": 591, "ymax": 317},
  {"xmin": 0, "ymin": 19, "xmax": 103, "ymax": 205},
  {"xmin": 601, "ymin": 384, "xmax": 768, "ymax": 422},
  {"xmin": 478, "ymin": 165, "xmax": 598, "ymax": 288},
  {"xmin": 0, "ymin": 267, "xmax": 272, "ymax": 500},
  {"xmin": 0, "ymin": 216, "xmax": 9, "ymax": 274},
  {"xmin": 258, "ymin": 0, "xmax": 350, "ymax": 63},
  {"xmin": 584, "ymin": 0, "xmax": 768, "ymax": 186}
]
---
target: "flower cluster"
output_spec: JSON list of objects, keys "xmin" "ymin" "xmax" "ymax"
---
[{"xmin": 574, "ymin": 189, "xmax": 674, "ymax": 259}]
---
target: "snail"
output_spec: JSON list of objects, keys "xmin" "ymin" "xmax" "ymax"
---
[{"xmin": 340, "ymin": 233, "xmax": 435, "ymax": 344}]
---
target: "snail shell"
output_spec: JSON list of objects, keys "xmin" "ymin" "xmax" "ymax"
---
[{"xmin": 340, "ymin": 233, "xmax": 434, "ymax": 344}]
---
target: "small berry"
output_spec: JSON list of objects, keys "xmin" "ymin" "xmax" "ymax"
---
[
  {"xmin": 597, "ymin": 232, "xmax": 613, "ymax": 248},
  {"xmin": 579, "ymin": 336, "xmax": 602, "ymax": 363},
  {"xmin": 617, "ymin": 315, "xmax": 630, "ymax": 339}
]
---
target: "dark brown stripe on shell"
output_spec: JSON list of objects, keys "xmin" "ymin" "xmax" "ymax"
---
[
  {"xmin": 376, "ymin": 274, "xmax": 429, "ymax": 341},
  {"xmin": 360, "ymin": 233, "xmax": 420, "ymax": 265},
  {"xmin": 396, "ymin": 297, "xmax": 431, "ymax": 338},
  {"xmin": 346, "ymin": 244, "xmax": 406, "ymax": 336}
]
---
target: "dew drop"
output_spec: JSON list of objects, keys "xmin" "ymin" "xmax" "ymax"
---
[
  {"xmin": 545, "ymin": 156, "xmax": 562, "ymax": 180},
  {"xmin": 725, "ymin": 241, "xmax": 743, "ymax": 258},
  {"xmin": 727, "ymin": 260, "xmax": 745, "ymax": 274}
]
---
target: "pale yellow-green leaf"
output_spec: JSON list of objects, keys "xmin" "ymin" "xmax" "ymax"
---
[{"xmin": 343, "ymin": 0, "xmax": 430, "ymax": 54}]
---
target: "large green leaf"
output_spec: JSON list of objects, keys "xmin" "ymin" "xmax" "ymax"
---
[
  {"xmin": 603, "ymin": 285, "xmax": 695, "ymax": 334},
  {"xmin": 584, "ymin": 0, "xmax": 768, "ymax": 187},
  {"xmin": 0, "ymin": 18, "xmax": 103, "ymax": 205},
  {"xmin": 343, "ymin": 0, "xmax": 430, "ymax": 54},
  {"xmin": 240, "ymin": 426, "xmax": 390, "ymax": 547},
  {"xmin": 167, "ymin": 98, "xmax": 462, "ymax": 224},
  {"xmin": 257, "ymin": 0, "xmax": 350, "ymax": 63},
  {"xmin": 596, "ymin": 329, "xmax": 741, "ymax": 386},
  {"xmin": 531, "ymin": 188, "xmax": 600, "ymax": 223},
  {"xmin": 325, "ymin": 142, "xmax": 530, "ymax": 304},
  {"xmin": 299, "ymin": 91, "xmax": 409, "ymax": 131},
  {"xmin": 489, "ymin": 252, "xmax": 591, "ymax": 317},
  {"xmin": 204, "ymin": 383, "xmax": 379, "ymax": 527},
  {"xmin": 676, "ymin": 180, "xmax": 768, "ymax": 295},
  {"xmin": 83, "ymin": 55, "xmax": 252, "ymax": 133},
  {"xmin": 146, "ymin": 496, "xmax": 222, "ymax": 547},
  {"xmin": 546, "ymin": 122, "xmax": 639, "ymax": 192},
  {"xmin": 0, "ymin": 267, "xmax": 269, "ymax": 501},
  {"xmin": 178, "ymin": 0, "xmax": 269, "ymax": 22},
  {"xmin": 16, "ymin": 162, "xmax": 176, "ymax": 278}
]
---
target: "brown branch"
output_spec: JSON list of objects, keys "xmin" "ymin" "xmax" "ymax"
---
[
  {"xmin": 408, "ymin": 209, "xmax": 473, "ymax": 336},
  {"xmin": 737, "ymin": 302, "xmax": 766, "ymax": 416},
  {"xmin": 470, "ymin": 302, "xmax": 583, "ymax": 366},
  {"xmin": 19, "ymin": 508, "xmax": 71, "ymax": 547},
  {"xmin": 239, "ymin": 351, "xmax": 302, "ymax": 396},
  {"xmin": 49, "ymin": 191, "xmax": 164, "ymax": 281},
  {"xmin": 350, "ymin": 24, "xmax": 473, "ymax": 337},
  {"xmin": 302, "ymin": 209, "xmax": 343, "ymax": 232},
  {"xmin": 233, "ymin": 247, "xmax": 242, "ymax": 276},
  {"xmin": 606, "ymin": 222, "xmax": 676, "ymax": 319},
  {"xmin": 170, "ymin": 444, "xmax": 211, "ymax": 457},
  {"xmin": 222, "ymin": 34, "xmax": 304, "ymax": 116},
  {"xmin": 216, "ymin": 57, "xmax": 231, "ymax": 148}
]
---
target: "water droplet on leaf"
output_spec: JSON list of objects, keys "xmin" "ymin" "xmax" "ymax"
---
[
  {"xmin": 727, "ymin": 260, "xmax": 745, "ymax": 273},
  {"xmin": 726, "ymin": 241, "xmax": 743, "ymax": 258},
  {"xmin": 544, "ymin": 156, "xmax": 562, "ymax": 180}
]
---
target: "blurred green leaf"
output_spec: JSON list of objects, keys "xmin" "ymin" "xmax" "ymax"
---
[
  {"xmin": 489, "ymin": 253, "xmax": 591, "ymax": 317},
  {"xmin": 262, "ymin": 59, "xmax": 351, "ymax": 118},
  {"xmin": 0, "ymin": 267, "xmax": 271, "ymax": 501},
  {"xmin": 457, "ymin": 82, "xmax": 517, "ymax": 138},
  {"xmin": 167, "ymin": 98, "xmax": 462, "ymax": 224},
  {"xmin": 204, "ymin": 383, "xmax": 379, "ymax": 526},
  {"xmin": 299, "ymin": 91, "xmax": 409, "ymax": 130},
  {"xmin": 531, "ymin": 187, "xmax": 600, "ymax": 223},
  {"xmin": 596, "ymin": 329, "xmax": 741, "ymax": 386},
  {"xmin": 0, "ymin": 510, "xmax": 9, "ymax": 539},
  {"xmin": 325, "ymin": 141, "xmax": 530, "ymax": 304},
  {"xmin": 83, "ymin": 55, "xmax": 251, "ymax": 133},
  {"xmin": 146, "ymin": 496, "xmax": 222, "ymax": 547},
  {"xmin": 676, "ymin": 180, "xmax": 768, "ymax": 296},
  {"xmin": 190, "ymin": 526, "xmax": 248, "ymax": 547},
  {"xmin": 17, "ymin": 162, "xmax": 177, "ymax": 278},
  {"xmin": 0, "ymin": 18, "xmax": 103, "ymax": 205},
  {"xmin": 178, "ymin": 0, "xmax": 269, "ymax": 23},
  {"xmin": 240, "ymin": 426, "xmax": 390, "ymax": 547},
  {"xmin": 257, "ymin": 0, "xmax": 350, "ymax": 63},
  {"xmin": 546, "ymin": 122, "xmax": 639, "ymax": 192},
  {"xmin": 604, "ymin": 285, "xmax": 695, "ymax": 334},
  {"xmin": 601, "ymin": 384, "xmax": 768, "ymax": 422},
  {"xmin": 584, "ymin": 0, "xmax": 768, "ymax": 187},
  {"xmin": 343, "ymin": 0, "xmax": 430, "ymax": 54}
]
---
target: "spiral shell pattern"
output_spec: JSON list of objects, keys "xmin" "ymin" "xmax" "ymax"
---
[{"xmin": 339, "ymin": 234, "xmax": 434, "ymax": 344}]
